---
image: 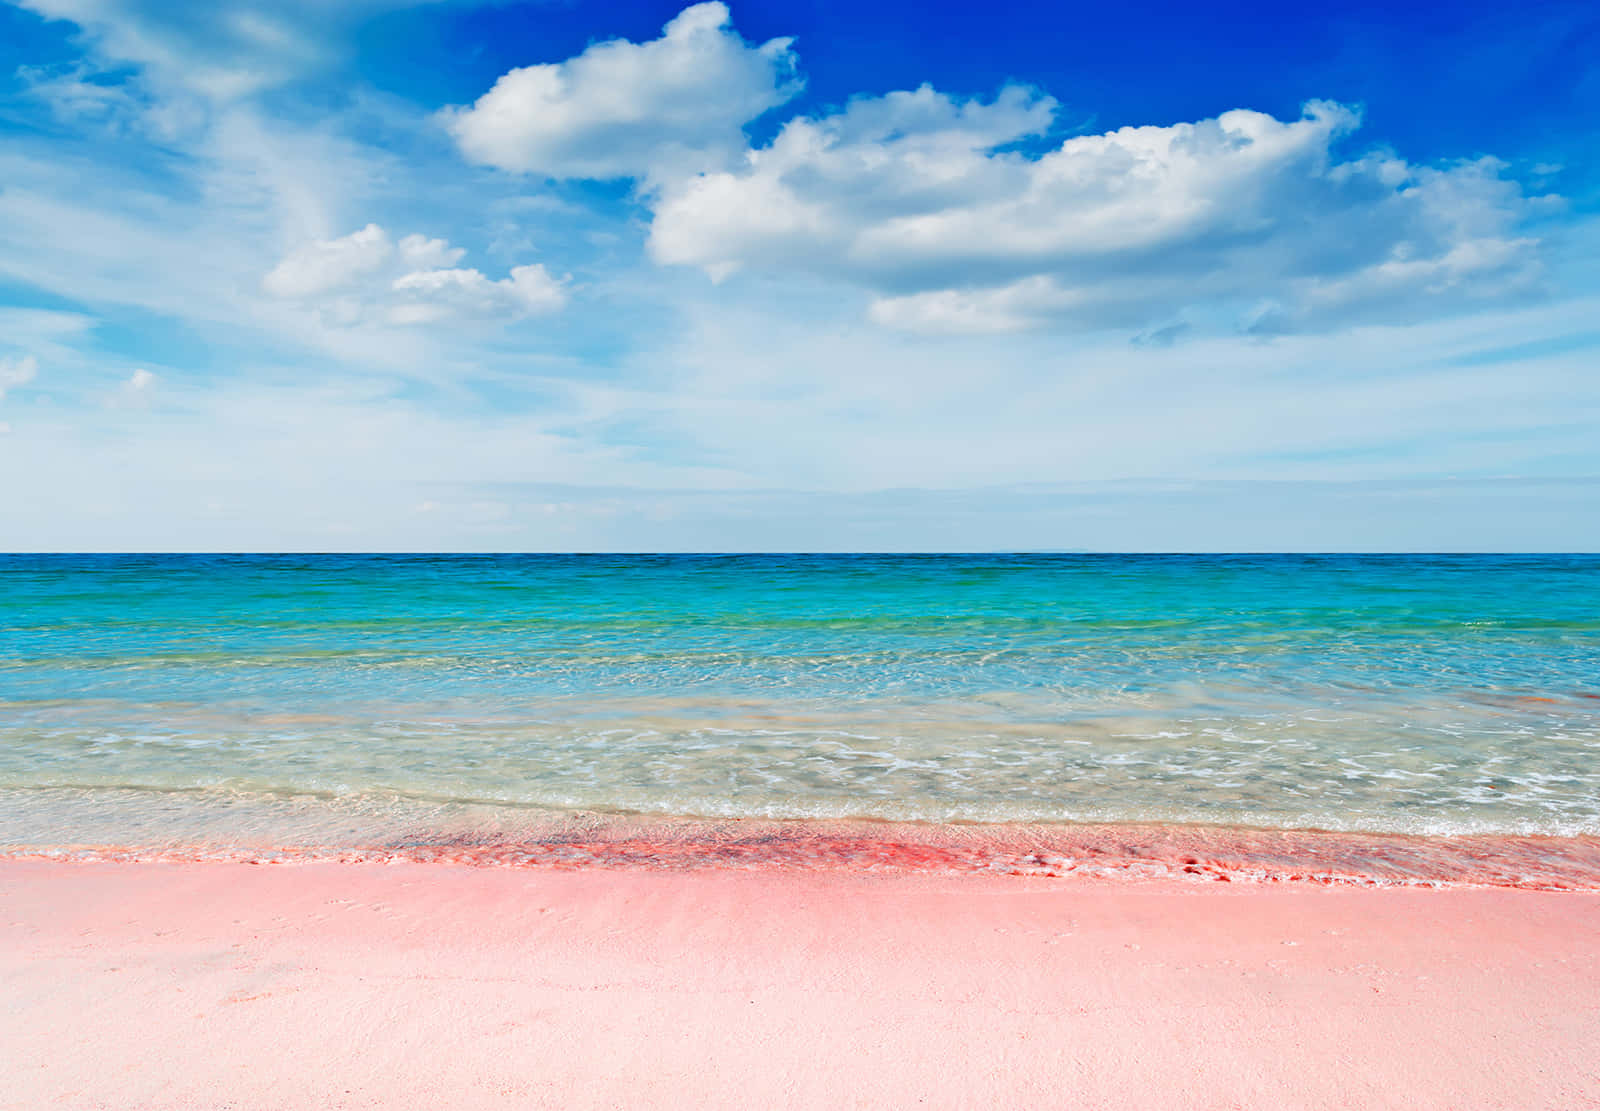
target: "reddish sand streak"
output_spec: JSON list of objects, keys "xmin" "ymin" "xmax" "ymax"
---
[
  {"xmin": 2, "ymin": 859, "xmax": 1598, "ymax": 1110},
  {"xmin": 9, "ymin": 819, "xmax": 1600, "ymax": 889}
]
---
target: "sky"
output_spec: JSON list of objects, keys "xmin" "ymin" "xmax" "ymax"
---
[{"xmin": 0, "ymin": 0, "xmax": 1597, "ymax": 551}]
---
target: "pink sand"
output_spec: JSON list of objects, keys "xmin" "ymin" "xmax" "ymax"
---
[{"xmin": 3, "ymin": 861, "xmax": 1598, "ymax": 1109}]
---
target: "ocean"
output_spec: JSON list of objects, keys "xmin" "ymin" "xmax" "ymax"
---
[{"xmin": 2, "ymin": 554, "xmax": 1597, "ymax": 882}]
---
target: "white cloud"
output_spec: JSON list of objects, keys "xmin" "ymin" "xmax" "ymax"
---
[
  {"xmin": 647, "ymin": 93, "xmax": 1549, "ymax": 334},
  {"xmin": 396, "ymin": 233, "xmax": 466, "ymax": 271},
  {"xmin": 262, "ymin": 223, "xmax": 392, "ymax": 299},
  {"xmin": 388, "ymin": 263, "xmax": 568, "ymax": 324},
  {"xmin": 262, "ymin": 224, "xmax": 568, "ymax": 326},
  {"xmin": 443, "ymin": 1, "xmax": 802, "ymax": 181},
  {"xmin": 863, "ymin": 278, "xmax": 1074, "ymax": 335},
  {"xmin": 0, "ymin": 355, "xmax": 40, "ymax": 401},
  {"xmin": 123, "ymin": 364, "xmax": 156, "ymax": 395}
]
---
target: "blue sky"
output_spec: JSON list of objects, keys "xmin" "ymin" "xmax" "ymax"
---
[{"xmin": 0, "ymin": 0, "xmax": 1597, "ymax": 550}]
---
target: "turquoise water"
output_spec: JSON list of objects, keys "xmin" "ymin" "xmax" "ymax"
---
[{"xmin": 2, "ymin": 554, "xmax": 1598, "ymax": 850}]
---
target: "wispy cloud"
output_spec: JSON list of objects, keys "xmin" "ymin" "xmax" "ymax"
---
[
  {"xmin": 0, "ymin": 354, "xmax": 39, "ymax": 401},
  {"xmin": 12, "ymin": 0, "xmax": 442, "ymax": 100}
]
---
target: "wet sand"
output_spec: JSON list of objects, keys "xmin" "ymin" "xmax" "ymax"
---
[{"xmin": 2, "ymin": 859, "xmax": 1598, "ymax": 1109}]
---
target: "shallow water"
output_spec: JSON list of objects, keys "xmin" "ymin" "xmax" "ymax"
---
[{"xmin": 2, "ymin": 554, "xmax": 1598, "ymax": 855}]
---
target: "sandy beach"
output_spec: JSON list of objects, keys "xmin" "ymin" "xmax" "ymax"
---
[{"xmin": 3, "ymin": 859, "xmax": 1597, "ymax": 1110}]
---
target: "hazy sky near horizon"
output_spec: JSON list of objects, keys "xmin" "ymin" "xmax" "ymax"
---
[{"xmin": 1, "ymin": 0, "xmax": 1597, "ymax": 550}]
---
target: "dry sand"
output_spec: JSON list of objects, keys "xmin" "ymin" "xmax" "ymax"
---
[{"xmin": 3, "ymin": 859, "xmax": 1598, "ymax": 1109}]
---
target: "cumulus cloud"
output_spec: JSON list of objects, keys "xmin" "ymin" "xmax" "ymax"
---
[
  {"xmin": 443, "ymin": 1, "xmax": 802, "ymax": 181},
  {"xmin": 262, "ymin": 223, "xmax": 392, "ymax": 299},
  {"xmin": 388, "ymin": 265, "xmax": 568, "ymax": 324},
  {"xmin": 0, "ymin": 355, "xmax": 40, "ymax": 401},
  {"xmin": 647, "ymin": 93, "xmax": 1549, "ymax": 334},
  {"xmin": 396, "ymin": 233, "xmax": 465, "ymax": 272},
  {"xmin": 262, "ymin": 224, "xmax": 568, "ymax": 326}
]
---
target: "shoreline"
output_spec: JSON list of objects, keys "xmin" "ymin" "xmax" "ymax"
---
[
  {"xmin": 7, "ymin": 815, "xmax": 1600, "ymax": 890},
  {"xmin": 3, "ymin": 857, "xmax": 1598, "ymax": 1109}
]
